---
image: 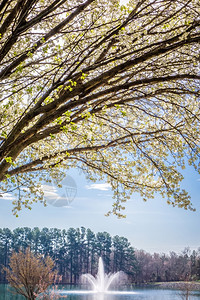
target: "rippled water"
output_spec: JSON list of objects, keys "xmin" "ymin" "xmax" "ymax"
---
[
  {"xmin": 1, "ymin": 285, "xmax": 200, "ymax": 300},
  {"xmin": 59, "ymin": 287, "xmax": 200, "ymax": 300}
]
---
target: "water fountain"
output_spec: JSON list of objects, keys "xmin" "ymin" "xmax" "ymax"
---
[
  {"xmin": 54, "ymin": 258, "xmax": 187, "ymax": 299},
  {"xmin": 81, "ymin": 257, "xmax": 125, "ymax": 293},
  {"xmin": 59, "ymin": 257, "xmax": 138, "ymax": 299}
]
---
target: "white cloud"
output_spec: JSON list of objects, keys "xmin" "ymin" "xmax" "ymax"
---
[
  {"xmin": 42, "ymin": 184, "xmax": 76, "ymax": 208},
  {"xmin": 42, "ymin": 184, "xmax": 57, "ymax": 192},
  {"xmin": 85, "ymin": 183, "xmax": 111, "ymax": 191},
  {"xmin": 42, "ymin": 184, "xmax": 59, "ymax": 199},
  {"xmin": 97, "ymin": 193, "xmax": 113, "ymax": 197},
  {"xmin": 1, "ymin": 193, "xmax": 15, "ymax": 201}
]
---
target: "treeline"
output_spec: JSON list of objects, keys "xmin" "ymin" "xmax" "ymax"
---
[
  {"xmin": 0, "ymin": 227, "xmax": 200, "ymax": 284},
  {"xmin": 135, "ymin": 248, "xmax": 200, "ymax": 283},
  {"xmin": 0, "ymin": 227, "xmax": 136, "ymax": 284}
]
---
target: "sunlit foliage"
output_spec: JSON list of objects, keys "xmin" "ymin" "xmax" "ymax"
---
[{"xmin": 0, "ymin": 0, "xmax": 199, "ymax": 216}]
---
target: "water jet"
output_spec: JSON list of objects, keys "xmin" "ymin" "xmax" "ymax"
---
[{"xmin": 81, "ymin": 257, "xmax": 126, "ymax": 293}]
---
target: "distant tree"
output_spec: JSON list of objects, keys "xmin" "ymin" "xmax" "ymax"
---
[
  {"xmin": 39, "ymin": 228, "xmax": 54, "ymax": 257},
  {"xmin": 151, "ymin": 253, "xmax": 164, "ymax": 282},
  {"xmin": 4, "ymin": 248, "xmax": 57, "ymax": 300},
  {"xmin": 66, "ymin": 227, "xmax": 78, "ymax": 284},
  {"xmin": 0, "ymin": 228, "xmax": 13, "ymax": 282},
  {"xmin": 11, "ymin": 227, "xmax": 33, "ymax": 252},
  {"xmin": 195, "ymin": 249, "xmax": 200, "ymax": 280},
  {"xmin": 34, "ymin": 227, "xmax": 43, "ymax": 254},
  {"xmin": 85, "ymin": 228, "xmax": 96, "ymax": 274},
  {"xmin": 96, "ymin": 232, "xmax": 112, "ymax": 272},
  {"xmin": 112, "ymin": 235, "xmax": 136, "ymax": 280},
  {"xmin": 134, "ymin": 250, "xmax": 154, "ymax": 283},
  {"xmin": 0, "ymin": 0, "xmax": 199, "ymax": 217}
]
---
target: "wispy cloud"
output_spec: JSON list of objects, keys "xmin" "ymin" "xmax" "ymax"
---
[
  {"xmin": 42, "ymin": 184, "xmax": 59, "ymax": 199},
  {"xmin": 42, "ymin": 184, "xmax": 75, "ymax": 208},
  {"xmin": 97, "ymin": 193, "xmax": 113, "ymax": 197},
  {"xmin": 1, "ymin": 193, "xmax": 15, "ymax": 201},
  {"xmin": 85, "ymin": 183, "xmax": 111, "ymax": 191}
]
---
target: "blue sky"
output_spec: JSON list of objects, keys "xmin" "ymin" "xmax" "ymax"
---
[{"xmin": 0, "ymin": 164, "xmax": 200, "ymax": 254}]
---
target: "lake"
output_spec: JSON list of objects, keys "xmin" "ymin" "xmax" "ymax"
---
[{"xmin": 1, "ymin": 285, "xmax": 200, "ymax": 300}]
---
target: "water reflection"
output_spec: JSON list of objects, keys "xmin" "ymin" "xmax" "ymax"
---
[
  {"xmin": 60, "ymin": 289, "xmax": 200, "ymax": 300},
  {"xmin": 1, "ymin": 284, "xmax": 200, "ymax": 300},
  {"xmin": 91, "ymin": 294, "xmax": 114, "ymax": 300}
]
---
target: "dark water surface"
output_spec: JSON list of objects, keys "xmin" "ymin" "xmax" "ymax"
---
[{"xmin": 1, "ymin": 285, "xmax": 200, "ymax": 299}]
